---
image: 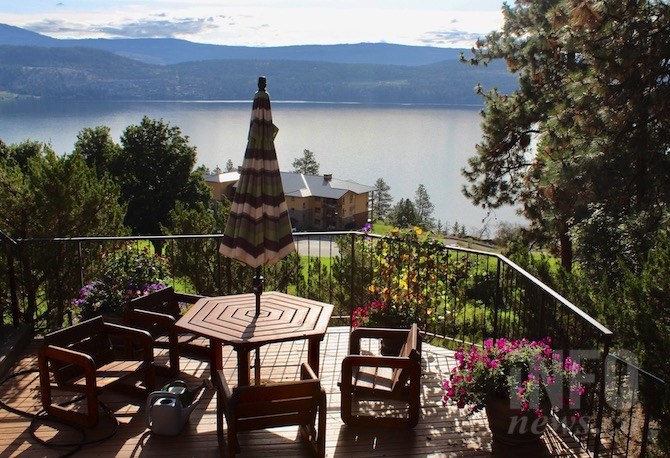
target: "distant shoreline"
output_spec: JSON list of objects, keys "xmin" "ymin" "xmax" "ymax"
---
[{"xmin": 0, "ymin": 97, "xmax": 485, "ymax": 110}]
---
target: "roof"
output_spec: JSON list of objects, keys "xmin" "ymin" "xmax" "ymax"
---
[
  {"xmin": 206, "ymin": 171, "xmax": 374, "ymax": 199},
  {"xmin": 282, "ymin": 172, "xmax": 375, "ymax": 199},
  {"xmin": 204, "ymin": 171, "xmax": 240, "ymax": 183}
]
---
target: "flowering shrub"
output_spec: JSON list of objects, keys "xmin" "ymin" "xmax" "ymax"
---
[
  {"xmin": 71, "ymin": 244, "xmax": 169, "ymax": 320},
  {"xmin": 359, "ymin": 225, "xmax": 444, "ymax": 329},
  {"xmin": 351, "ymin": 300, "xmax": 389, "ymax": 328},
  {"xmin": 441, "ymin": 337, "xmax": 585, "ymax": 418}
]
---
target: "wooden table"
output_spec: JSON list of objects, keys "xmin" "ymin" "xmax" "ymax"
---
[{"xmin": 175, "ymin": 291, "xmax": 333, "ymax": 386}]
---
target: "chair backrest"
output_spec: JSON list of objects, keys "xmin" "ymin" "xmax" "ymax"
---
[
  {"xmin": 232, "ymin": 379, "xmax": 322, "ymax": 430},
  {"xmin": 390, "ymin": 324, "xmax": 421, "ymax": 394},
  {"xmin": 43, "ymin": 316, "xmax": 114, "ymax": 383},
  {"xmin": 128, "ymin": 286, "xmax": 181, "ymax": 318}
]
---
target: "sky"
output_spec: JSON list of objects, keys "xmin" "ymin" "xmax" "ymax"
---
[{"xmin": 1, "ymin": 1, "xmax": 506, "ymax": 48}]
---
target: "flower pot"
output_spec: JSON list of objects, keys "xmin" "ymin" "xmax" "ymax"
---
[{"xmin": 484, "ymin": 394, "xmax": 550, "ymax": 447}]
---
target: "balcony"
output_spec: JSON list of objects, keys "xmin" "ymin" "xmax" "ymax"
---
[
  {"xmin": 0, "ymin": 231, "xmax": 664, "ymax": 456},
  {"xmin": 1, "ymin": 326, "xmax": 596, "ymax": 457}
]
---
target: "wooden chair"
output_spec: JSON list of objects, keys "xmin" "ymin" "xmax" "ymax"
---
[
  {"xmin": 339, "ymin": 323, "xmax": 422, "ymax": 428},
  {"xmin": 215, "ymin": 363, "xmax": 326, "ymax": 457},
  {"xmin": 38, "ymin": 315, "xmax": 155, "ymax": 427},
  {"xmin": 123, "ymin": 286, "xmax": 205, "ymax": 375}
]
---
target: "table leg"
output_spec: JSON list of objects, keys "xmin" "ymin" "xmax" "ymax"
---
[
  {"xmin": 237, "ymin": 349, "xmax": 251, "ymax": 386},
  {"xmin": 210, "ymin": 338, "xmax": 223, "ymax": 383},
  {"xmin": 254, "ymin": 349, "xmax": 261, "ymax": 385},
  {"xmin": 307, "ymin": 338, "xmax": 321, "ymax": 376}
]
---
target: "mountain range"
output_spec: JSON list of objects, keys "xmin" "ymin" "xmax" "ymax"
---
[{"xmin": 0, "ymin": 23, "xmax": 517, "ymax": 104}]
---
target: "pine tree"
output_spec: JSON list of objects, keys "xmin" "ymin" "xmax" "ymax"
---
[
  {"xmin": 414, "ymin": 184, "xmax": 435, "ymax": 230},
  {"xmin": 291, "ymin": 149, "xmax": 320, "ymax": 175},
  {"xmin": 462, "ymin": 0, "xmax": 670, "ymax": 271},
  {"xmin": 373, "ymin": 177, "xmax": 393, "ymax": 221}
]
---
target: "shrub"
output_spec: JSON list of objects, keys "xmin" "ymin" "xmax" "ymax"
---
[{"xmin": 71, "ymin": 243, "xmax": 169, "ymax": 320}]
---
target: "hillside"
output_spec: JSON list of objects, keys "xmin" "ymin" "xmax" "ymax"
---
[
  {"xmin": 0, "ymin": 23, "xmax": 518, "ymax": 104},
  {"xmin": 0, "ymin": 23, "xmax": 469, "ymax": 66}
]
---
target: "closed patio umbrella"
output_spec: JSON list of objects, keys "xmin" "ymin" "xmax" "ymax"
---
[{"xmin": 219, "ymin": 76, "xmax": 295, "ymax": 315}]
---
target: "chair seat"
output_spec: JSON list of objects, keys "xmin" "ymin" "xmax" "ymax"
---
[
  {"xmin": 70, "ymin": 360, "xmax": 146, "ymax": 389},
  {"xmin": 350, "ymin": 366, "xmax": 394, "ymax": 392},
  {"xmin": 153, "ymin": 332, "xmax": 204, "ymax": 347}
]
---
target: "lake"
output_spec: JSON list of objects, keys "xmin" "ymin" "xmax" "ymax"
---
[{"xmin": 0, "ymin": 99, "xmax": 523, "ymax": 235}]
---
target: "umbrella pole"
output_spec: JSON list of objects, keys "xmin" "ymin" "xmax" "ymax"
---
[{"xmin": 252, "ymin": 266, "xmax": 264, "ymax": 316}]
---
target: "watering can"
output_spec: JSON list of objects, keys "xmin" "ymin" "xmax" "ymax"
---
[{"xmin": 146, "ymin": 380, "xmax": 202, "ymax": 436}]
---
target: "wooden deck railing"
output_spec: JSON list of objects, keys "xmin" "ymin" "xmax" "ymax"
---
[{"xmin": 0, "ymin": 230, "xmax": 665, "ymax": 456}]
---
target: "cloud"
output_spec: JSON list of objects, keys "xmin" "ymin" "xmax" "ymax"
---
[
  {"xmin": 419, "ymin": 30, "xmax": 485, "ymax": 47},
  {"xmin": 13, "ymin": 5, "xmax": 503, "ymax": 47},
  {"xmin": 25, "ymin": 15, "xmax": 221, "ymax": 39},
  {"xmin": 98, "ymin": 16, "xmax": 218, "ymax": 38}
]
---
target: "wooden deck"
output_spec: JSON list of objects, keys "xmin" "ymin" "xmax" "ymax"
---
[{"xmin": 0, "ymin": 327, "xmax": 589, "ymax": 457}]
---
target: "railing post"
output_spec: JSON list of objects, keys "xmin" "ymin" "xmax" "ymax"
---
[
  {"xmin": 349, "ymin": 232, "xmax": 356, "ymax": 325},
  {"xmin": 7, "ymin": 248, "xmax": 20, "ymax": 327},
  {"xmin": 216, "ymin": 247, "xmax": 222, "ymax": 295},
  {"xmin": 77, "ymin": 241, "xmax": 84, "ymax": 289},
  {"xmin": 1, "ymin": 230, "xmax": 20, "ymax": 327},
  {"xmin": 593, "ymin": 336, "xmax": 612, "ymax": 458},
  {"xmin": 492, "ymin": 257, "xmax": 502, "ymax": 341}
]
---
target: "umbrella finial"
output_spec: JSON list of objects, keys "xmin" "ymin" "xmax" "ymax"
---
[{"xmin": 258, "ymin": 76, "xmax": 267, "ymax": 91}]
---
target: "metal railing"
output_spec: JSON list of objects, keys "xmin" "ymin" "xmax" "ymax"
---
[{"xmin": 0, "ymin": 230, "xmax": 664, "ymax": 456}]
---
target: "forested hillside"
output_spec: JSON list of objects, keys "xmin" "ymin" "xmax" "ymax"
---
[{"xmin": 0, "ymin": 44, "xmax": 516, "ymax": 103}]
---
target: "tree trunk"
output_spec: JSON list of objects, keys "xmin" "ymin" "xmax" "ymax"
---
[{"xmin": 559, "ymin": 219, "xmax": 573, "ymax": 272}]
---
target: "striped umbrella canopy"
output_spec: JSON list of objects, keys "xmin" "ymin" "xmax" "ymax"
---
[{"xmin": 219, "ymin": 77, "xmax": 295, "ymax": 312}]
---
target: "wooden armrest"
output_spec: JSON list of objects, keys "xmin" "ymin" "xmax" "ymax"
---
[
  {"xmin": 40, "ymin": 344, "xmax": 96, "ymax": 370},
  {"xmin": 38, "ymin": 344, "xmax": 97, "ymax": 392},
  {"xmin": 301, "ymin": 362, "xmax": 319, "ymax": 381},
  {"xmin": 105, "ymin": 322, "xmax": 153, "ymax": 340},
  {"xmin": 349, "ymin": 327, "xmax": 410, "ymax": 354},
  {"xmin": 125, "ymin": 308, "xmax": 177, "ymax": 326},
  {"xmin": 38, "ymin": 344, "xmax": 100, "ymax": 426},
  {"xmin": 215, "ymin": 369, "xmax": 233, "ymax": 401}
]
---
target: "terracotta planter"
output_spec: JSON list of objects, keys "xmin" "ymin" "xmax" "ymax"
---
[{"xmin": 484, "ymin": 394, "xmax": 550, "ymax": 447}]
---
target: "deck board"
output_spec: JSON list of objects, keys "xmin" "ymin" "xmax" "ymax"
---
[{"xmin": 0, "ymin": 327, "xmax": 588, "ymax": 457}]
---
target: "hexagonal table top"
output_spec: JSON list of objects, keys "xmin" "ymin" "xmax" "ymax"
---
[{"xmin": 176, "ymin": 291, "xmax": 334, "ymax": 348}]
